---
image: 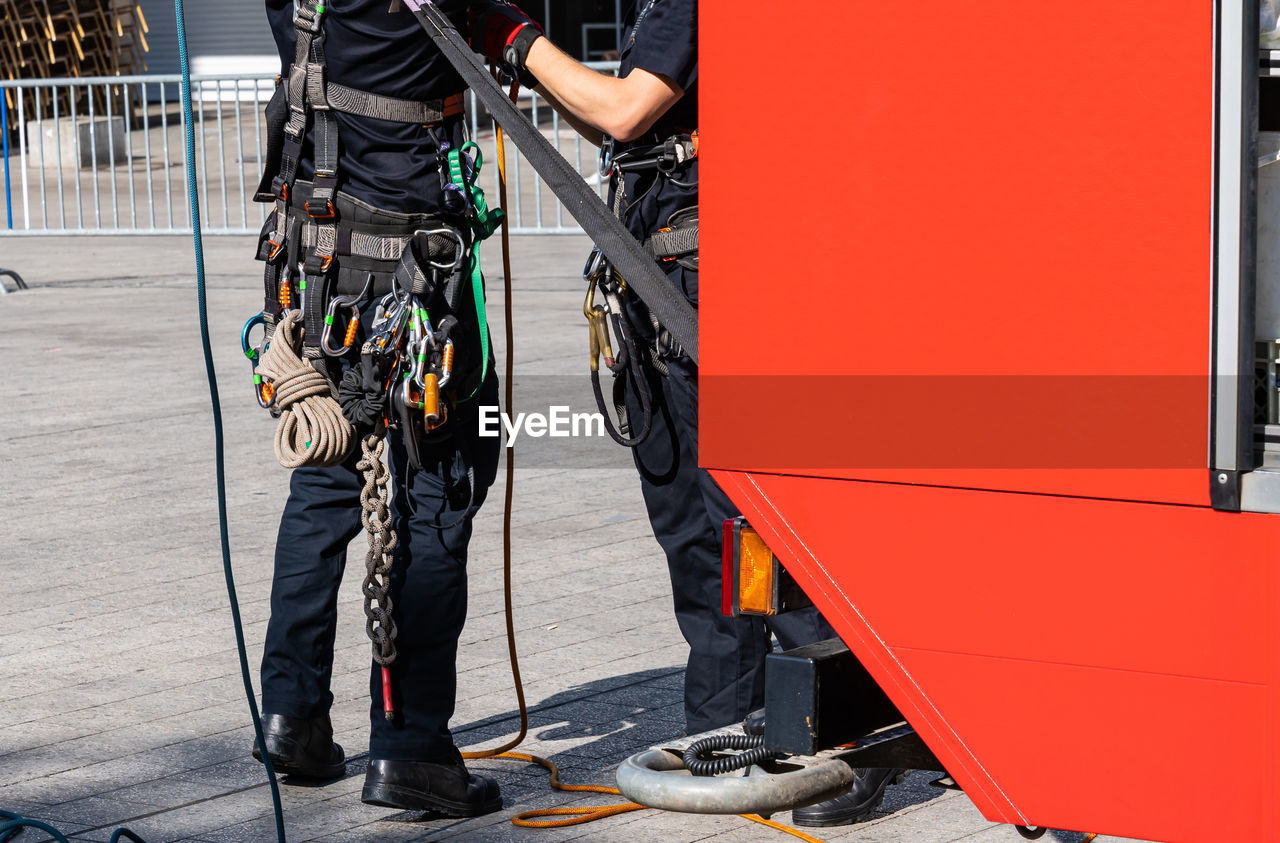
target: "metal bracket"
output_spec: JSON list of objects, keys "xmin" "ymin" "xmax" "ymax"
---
[
  {"xmin": 764, "ymin": 638, "xmax": 903, "ymax": 756},
  {"xmin": 829, "ymin": 722, "xmax": 945, "ymax": 772},
  {"xmin": 1211, "ymin": 468, "xmax": 1243, "ymax": 511}
]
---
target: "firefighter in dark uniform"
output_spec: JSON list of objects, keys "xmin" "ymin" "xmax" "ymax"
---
[
  {"xmin": 474, "ymin": 0, "xmax": 906, "ymax": 827},
  {"xmin": 251, "ymin": 0, "xmax": 529, "ymax": 818}
]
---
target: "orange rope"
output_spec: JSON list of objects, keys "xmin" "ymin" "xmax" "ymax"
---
[
  {"xmin": 460, "ymin": 69, "xmax": 528, "ymax": 765},
  {"xmin": 461, "ymin": 64, "xmax": 820, "ymax": 843},
  {"xmin": 742, "ymin": 813, "xmax": 828, "ymax": 843},
  {"xmin": 496, "ymin": 750, "xmax": 822, "ymax": 841}
]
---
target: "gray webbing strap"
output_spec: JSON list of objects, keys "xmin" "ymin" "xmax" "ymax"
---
[
  {"xmin": 301, "ymin": 220, "xmax": 413, "ymax": 262},
  {"xmin": 644, "ymin": 226, "xmax": 698, "ymax": 261},
  {"xmin": 291, "ymin": 0, "xmax": 338, "ymax": 363},
  {"xmin": 326, "ymin": 83, "xmax": 449, "ymax": 124}
]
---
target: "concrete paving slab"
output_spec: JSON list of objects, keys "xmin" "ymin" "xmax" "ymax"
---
[{"xmin": 0, "ymin": 234, "xmax": 1157, "ymax": 843}]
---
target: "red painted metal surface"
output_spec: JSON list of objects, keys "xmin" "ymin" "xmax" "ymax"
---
[
  {"xmin": 700, "ymin": 2, "xmax": 1215, "ymax": 504},
  {"xmin": 712, "ymin": 470, "xmax": 1280, "ymax": 841},
  {"xmin": 699, "ymin": 2, "xmax": 1279, "ymax": 840}
]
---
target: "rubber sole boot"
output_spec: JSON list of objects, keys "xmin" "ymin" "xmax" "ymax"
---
[
  {"xmin": 361, "ymin": 756, "xmax": 502, "ymax": 817},
  {"xmin": 791, "ymin": 768, "xmax": 908, "ymax": 827},
  {"xmin": 251, "ymin": 713, "xmax": 346, "ymax": 780}
]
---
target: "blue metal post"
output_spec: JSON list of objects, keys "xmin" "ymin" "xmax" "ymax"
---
[{"xmin": 2, "ymin": 99, "xmax": 11, "ymax": 230}]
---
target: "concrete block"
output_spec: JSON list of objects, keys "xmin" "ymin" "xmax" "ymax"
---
[{"xmin": 24, "ymin": 116, "xmax": 128, "ymax": 170}]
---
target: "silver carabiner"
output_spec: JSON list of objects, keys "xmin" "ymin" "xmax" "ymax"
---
[
  {"xmin": 583, "ymin": 245, "xmax": 607, "ymax": 281},
  {"xmin": 597, "ymin": 139, "xmax": 615, "ymax": 179},
  {"xmin": 401, "ymin": 370, "xmax": 420, "ymax": 412},
  {"xmin": 409, "ymin": 302, "xmax": 436, "ymax": 389},
  {"xmin": 294, "ymin": 261, "xmax": 308, "ymax": 317},
  {"xmin": 319, "ymin": 273, "xmax": 373, "ymax": 357},
  {"xmin": 414, "ymin": 227, "xmax": 467, "ymax": 273},
  {"xmin": 371, "ymin": 291, "xmax": 411, "ymax": 353}
]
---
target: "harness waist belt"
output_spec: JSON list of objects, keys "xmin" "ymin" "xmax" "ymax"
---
[
  {"xmin": 282, "ymin": 180, "xmax": 454, "ymax": 264},
  {"xmin": 324, "ymin": 86, "xmax": 465, "ymax": 124}
]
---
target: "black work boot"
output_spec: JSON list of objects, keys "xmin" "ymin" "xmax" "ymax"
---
[
  {"xmin": 251, "ymin": 713, "xmax": 346, "ymax": 780},
  {"xmin": 791, "ymin": 767, "xmax": 908, "ymax": 827},
  {"xmin": 361, "ymin": 749, "xmax": 502, "ymax": 817}
]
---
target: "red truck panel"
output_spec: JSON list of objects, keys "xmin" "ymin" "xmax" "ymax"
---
[
  {"xmin": 701, "ymin": 3, "xmax": 1214, "ymax": 505},
  {"xmin": 713, "ymin": 470, "xmax": 1280, "ymax": 841},
  {"xmin": 701, "ymin": 3, "xmax": 1279, "ymax": 839}
]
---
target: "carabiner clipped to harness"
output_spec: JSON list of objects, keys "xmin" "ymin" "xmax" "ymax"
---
[
  {"xmin": 414, "ymin": 227, "xmax": 467, "ymax": 274},
  {"xmin": 242, "ymin": 313, "xmax": 275, "ymax": 409},
  {"xmin": 584, "ymin": 279, "xmax": 615, "ymax": 372},
  {"xmin": 320, "ymin": 273, "xmax": 373, "ymax": 357},
  {"xmin": 582, "ymin": 248, "xmax": 652, "ymax": 447},
  {"xmin": 368, "ymin": 290, "xmax": 410, "ymax": 355},
  {"xmin": 409, "ymin": 302, "xmax": 436, "ymax": 390},
  {"xmin": 438, "ymin": 140, "xmax": 505, "ymax": 241},
  {"xmin": 597, "ymin": 140, "xmax": 615, "ymax": 179}
]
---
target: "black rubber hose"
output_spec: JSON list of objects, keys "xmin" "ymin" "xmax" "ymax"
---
[{"xmin": 682, "ymin": 733, "xmax": 777, "ymax": 777}]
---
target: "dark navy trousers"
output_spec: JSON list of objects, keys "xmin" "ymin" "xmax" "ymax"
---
[
  {"xmin": 260, "ymin": 374, "xmax": 500, "ymax": 761},
  {"xmin": 621, "ymin": 265, "xmax": 837, "ymax": 735}
]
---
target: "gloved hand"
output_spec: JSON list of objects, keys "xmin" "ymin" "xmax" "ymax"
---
[{"xmin": 469, "ymin": 1, "xmax": 543, "ymax": 83}]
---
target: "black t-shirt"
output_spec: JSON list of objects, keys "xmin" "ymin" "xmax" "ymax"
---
[
  {"xmin": 265, "ymin": 0, "xmax": 473, "ymax": 213},
  {"xmin": 612, "ymin": 0, "xmax": 698, "ymax": 242}
]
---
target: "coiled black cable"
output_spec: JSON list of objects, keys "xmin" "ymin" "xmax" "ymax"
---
[{"xmin": 682, "ymin": 733, "xmax": 777, "ymax": 777}]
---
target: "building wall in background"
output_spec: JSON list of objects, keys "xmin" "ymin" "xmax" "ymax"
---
[
  {"xmin": 138, "ymin": 0, "xmax": 278, "ymax": 75},
  {"xmin": 139, "ymin": 0, "xmax": 626, "ymax": 72}
]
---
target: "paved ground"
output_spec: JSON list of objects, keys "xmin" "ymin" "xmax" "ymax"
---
[{"xmin": 0, "ymin": 235, "xmax": 1148, "ymax": 843}]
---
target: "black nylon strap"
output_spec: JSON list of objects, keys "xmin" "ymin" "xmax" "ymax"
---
[
  {"xmin": 254, "ymin": 85, "xmax": 288, "ymax": 201},
  {"xmin": 302, "ymin": 269, "xmax": 330, "ymax": 350},
  {"xmin": 403, "ymin": 0, "xmax": 699, "ymax": 364}
]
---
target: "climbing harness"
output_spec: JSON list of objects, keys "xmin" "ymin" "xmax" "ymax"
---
[
  {"xmin": 583, "ymin": 249, "xmax": 655, "ymax": 446},
  {"xmin": 579, "ymin": 131, "xmax": 700, "ymax": 448},
  {"xmin": 242, "ymin": 0, "xmax": 507, "ymax": 723}
]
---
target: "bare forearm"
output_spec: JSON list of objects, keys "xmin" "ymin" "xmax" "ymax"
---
[
  {"xmin": 534, "ymin": 84, "xmax": 604, "ymax": 147},
  {"xmin": 524, "ymin": 37, "xmax": 681, "ymax": 143}
]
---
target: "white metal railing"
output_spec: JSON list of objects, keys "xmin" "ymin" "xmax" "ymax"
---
[{"xmin": 0, "ymin": 67, "xmax": 617, "ymax": 236}]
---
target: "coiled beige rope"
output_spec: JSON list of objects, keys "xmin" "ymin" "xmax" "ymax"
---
[{"xmin": 255, "ymin": 311, "xmax": 355, "ymax": 468}]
